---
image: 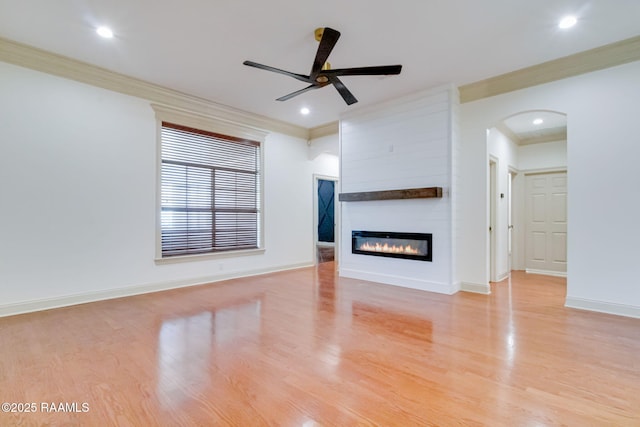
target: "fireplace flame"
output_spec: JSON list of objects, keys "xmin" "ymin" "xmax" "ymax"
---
[{"xmin": 359, "ymin": 242, "xmax": 420, "ymax": 255}]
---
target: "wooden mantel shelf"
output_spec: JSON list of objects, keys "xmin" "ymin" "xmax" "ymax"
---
[{"xmin": 338, "ymin": 187, "xmax": 443, "ymax": 202}]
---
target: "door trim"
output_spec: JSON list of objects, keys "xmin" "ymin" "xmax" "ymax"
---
[{"xmin": 489, "ymin": 157, "xmax": 498, "ymax": 282}]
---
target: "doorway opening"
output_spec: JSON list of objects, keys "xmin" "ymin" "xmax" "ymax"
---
[
  {"xmin": 314, "ymin": 175, "xmax": 338, "ymax": 265},
  {"xmin": 487, "ymin": 110, "xmax": 568, "ymax": 283}
]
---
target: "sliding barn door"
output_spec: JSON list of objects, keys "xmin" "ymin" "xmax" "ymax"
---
[{"xmin": 317, "ymin": 179, "xmax": 335, "ymax": 243}]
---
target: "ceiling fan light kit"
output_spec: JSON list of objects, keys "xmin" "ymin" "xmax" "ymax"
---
[{"xmin": 243, "ymin": 27, "xmax": 402, "ymax": 105}]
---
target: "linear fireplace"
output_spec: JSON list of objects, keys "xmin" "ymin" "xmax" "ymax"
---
[{"xmin": 352, "ymin": 231, "xmax": 432, "ymax": 262}]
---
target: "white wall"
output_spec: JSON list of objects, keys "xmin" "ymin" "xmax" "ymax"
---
[
  {"xmin": 487, "ymin": 128, "xmax": 519, "ymax": 281},
  {"xmin": 460, "ymin": 60, "xmax": 640, "ymax": 317},
  {"xmin": 339, "ymin": 85, "xmax": 459, "ymax": 294},
  {"xmin": 309, "ymin": 133, "xmax": 339, "ymax": 159},
  {"xmin": 309, "ymin": 134, "xmax": 339, "ymax": 178},
  {"xmin": 518, "ymin": 140, "xmax": 567, "ymax": 171},
  {"xmin": 0, "ymin": 61, "xmax": 319, "ymax": 316}
]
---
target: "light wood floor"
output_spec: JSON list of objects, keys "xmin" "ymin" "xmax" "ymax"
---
[{"xmin": 1, "ymin": 265, "xmax": 639, "ymax": 426}]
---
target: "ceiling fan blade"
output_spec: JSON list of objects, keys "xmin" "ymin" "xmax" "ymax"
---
[
  {"xmin": 276, "ymin": 84, "xmax": 321, "ymax": 101},
  {"xmin": 243, "ymin": 60, "xmax": 310, "ymax": 83},
  {"xmin": 310, "ymin": 27, "xmax": 341, "ymax": 79},
  {"xmin": 328, "ymin": 76, "xmax": 358, "ymax": 105},
  {"xmin": 324, "ymin": 65, "xmax": 403, "ymax": 76}
]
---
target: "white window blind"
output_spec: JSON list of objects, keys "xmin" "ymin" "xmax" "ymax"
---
[{"xmin": 160, "ymin": 122, "xmax": 260, "ymax": 257}]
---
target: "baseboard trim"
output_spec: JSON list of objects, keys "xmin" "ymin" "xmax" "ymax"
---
[
  {"xmin": 0, "ymin": 262, "xmax": 313, "ymax": 318},
  {"xmin": 496, "ymin": 272, "xmax": 509, "ymax": 282},
  {"xmin": 339, "ymin": 268, "xmax": 457, "ymax": 295},
  {"xmin": 526, "ymin": 268, "xmax": 567, "ymax": 278},
  {"xmin": 461, "ymin": 282, "xmax": 491, "ymax": 295},
  {"xmin": 565, "ymin": 297, "xmax": 640, "ymax": 319}
]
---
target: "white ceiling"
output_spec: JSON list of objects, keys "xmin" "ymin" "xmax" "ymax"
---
[
  {"xmin": 502, "ymin": 111, "xmax": 567, "ymax": 145},
  {"xmin": 1, "ymin": 1, "xmax": 639, "ymax": 129}
]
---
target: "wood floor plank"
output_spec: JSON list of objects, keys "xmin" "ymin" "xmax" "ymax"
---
[{"xmin": 1, "ymin": 266, "xmax": 639, "ymax": 426}]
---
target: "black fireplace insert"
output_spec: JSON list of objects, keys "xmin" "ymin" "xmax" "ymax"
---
[{"xmin": 352, "ymin": 230, "xmax": 432, "ymax": 262}]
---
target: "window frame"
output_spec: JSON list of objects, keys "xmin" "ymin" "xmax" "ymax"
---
[{"xmin": 152, "ymin": 104, "xmax": 266, "ymax": 263}]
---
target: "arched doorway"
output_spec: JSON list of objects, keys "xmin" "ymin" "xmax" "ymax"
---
[{"xmin": 487, "ymin": 110, "xmax": 567, "ymax": 281}]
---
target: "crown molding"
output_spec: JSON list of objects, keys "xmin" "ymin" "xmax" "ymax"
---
[
  {"xmin": 309, "ymin": 121, "xmax": 339, "ymax": 139},
  {"xmin": 519, "ymin": 130, "xmax": 567, "ymax": 146},
  {"xmin": 0, "ymin": 37, "xmax": 309, "ymax": 139},
  {"xmin": 4, "ymin": 35, "xmax": 639, "ymax": 132},
  {"xmin": 459, "ymin": 35, "xmax": 640, "ymax": 103},
  {"xmin": 495, "ymin": 123, "xmax": 567, "ymax": 146}
]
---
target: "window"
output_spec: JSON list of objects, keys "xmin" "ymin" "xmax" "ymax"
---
[{"xmin": 160, "ymin": 122, "xmax": 261, "ymax": 257}]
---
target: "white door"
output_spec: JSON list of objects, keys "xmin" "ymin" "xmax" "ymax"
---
[{"xmin": 525, "ymin": 172, "xmax": 567, "ymax": 275}]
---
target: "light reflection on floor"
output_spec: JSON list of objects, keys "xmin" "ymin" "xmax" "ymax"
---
[{"xmin": 156, "ymin": 300, "xmax": 262, "ymax": 407}]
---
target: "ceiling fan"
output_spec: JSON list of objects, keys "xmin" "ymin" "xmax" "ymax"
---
[{"xmin": 243, "ymin": 27, "xmax": 402, "ymax": 105}]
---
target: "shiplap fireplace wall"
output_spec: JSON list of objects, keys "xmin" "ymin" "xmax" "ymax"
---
[{"xmin": 338, "ymin": 84, "xmax": 460, "ymax": 294}]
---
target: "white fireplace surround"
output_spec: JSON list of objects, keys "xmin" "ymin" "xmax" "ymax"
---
[{"xmin": 338, "ymin": 85, "xmax": 459, "ymax": 294}]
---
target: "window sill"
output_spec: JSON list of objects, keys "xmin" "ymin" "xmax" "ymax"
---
[{"xmin": 154, "ymin": 248, "xmax": 265, "ymax": 264}]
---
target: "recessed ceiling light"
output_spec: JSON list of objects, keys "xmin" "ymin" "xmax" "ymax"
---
[
  {"xmin": 558, "ymin": 16, "xmax": 577, "ymax": 29},
  {"xmin": 300, "ymin": 107, "xmax": 310, "ymax": 115},
  {"xmin": 533, "ymin": 118, "xmax": 544, "ymax": 125},
  {"xmin": 96, "ymin": 26, "xmax": 114, "ymax": 39}
]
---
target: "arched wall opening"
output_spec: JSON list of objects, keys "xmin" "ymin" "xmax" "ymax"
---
[
  {"xmin": 487, "ymin": 110, "xmax": 568, "ymax": 283},
  {"xmin": 459, "ymin": 60, "xmax": 640, "ymax": 317}
]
